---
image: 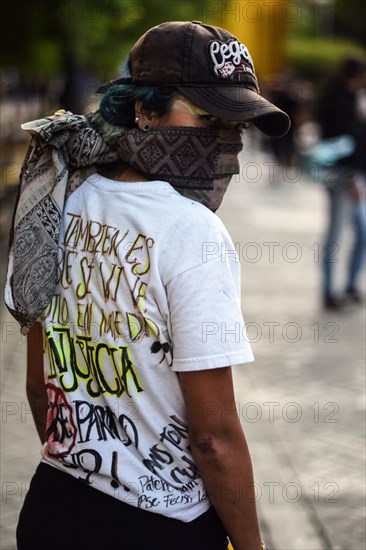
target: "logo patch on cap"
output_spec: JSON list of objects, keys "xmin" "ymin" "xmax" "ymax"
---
[{"xmin": 208, "ymin": 40, "xmax": 255, "ymax": 81}]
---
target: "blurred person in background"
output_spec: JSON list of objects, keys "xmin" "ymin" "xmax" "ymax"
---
[
  {"xmin": 266, "ymin": 73, "xmax": 309, "ymax": 169},
  {"xmin": 5, "ymin": 21, "xmax": 289, "ymax": 550},
  {"xmin": 317, "ymin": 57, "xmax": 366, "ymax": 310}
]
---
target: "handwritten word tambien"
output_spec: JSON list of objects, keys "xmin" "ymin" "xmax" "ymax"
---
[
  {"xmin": 62, "ymin": 213, "xmax": 155, "ymax": 271},
  {"xmin": 63, "ymin": 213, "xmax": 129, "ymax": 258}
]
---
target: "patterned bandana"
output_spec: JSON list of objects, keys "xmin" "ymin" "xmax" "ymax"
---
[
  {"xmin": 117, "ymin": 126, "xmax": 241, "ymax": 182},
  {"xmin": 4, "ymin": 110, "xmax": 242, "ymax": 333}
]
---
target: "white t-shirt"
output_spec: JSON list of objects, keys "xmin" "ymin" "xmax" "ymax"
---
[{"xmin": 41, "ymin": 174, "xmax": 254, "ymax": 522}]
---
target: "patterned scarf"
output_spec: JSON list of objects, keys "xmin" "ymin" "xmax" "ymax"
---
[{"xmin": 4, "ymin": 110, "xmax": 242, "ymax": 333}]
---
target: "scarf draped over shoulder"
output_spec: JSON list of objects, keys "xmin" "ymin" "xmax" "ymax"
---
[{"xmin": 4, "ymin": 110, "xmax": 126, "ymax": 334}]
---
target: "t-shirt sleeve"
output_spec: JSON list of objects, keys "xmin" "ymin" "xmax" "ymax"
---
[{"xmin": 166, "ymin": 244, "xmax": 254, "ymax": 372}]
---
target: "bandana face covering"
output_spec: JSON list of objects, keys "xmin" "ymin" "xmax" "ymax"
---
[
  {"xmin": 4, "ymin": 111, "xmax": 242, "ymax": 332},
  {"xmin": 115, "ymin": 126, "xmax": 243, "ymax": 210}
]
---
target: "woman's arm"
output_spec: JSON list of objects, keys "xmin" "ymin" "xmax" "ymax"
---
[
  {"xmin": 179, "ymin": 366, "xmax": 263, "ymax": 550},
  {"xmin": 26, "ymin": 322, "xmax": 48, "ymax": 443}
]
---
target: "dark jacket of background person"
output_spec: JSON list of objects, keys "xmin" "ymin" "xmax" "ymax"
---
[{"xmin": 318, "ymin": 58, "xmax": 366, "ymax": 173}]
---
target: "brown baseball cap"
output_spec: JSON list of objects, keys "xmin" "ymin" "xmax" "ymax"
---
[{"xmin": 97, "ymin": 21, "xmax": 291, "ymax": 138}]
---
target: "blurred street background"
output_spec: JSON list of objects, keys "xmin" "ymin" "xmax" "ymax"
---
[{"xmin": 1, "ymin": 1, "xmax": 365, "ymax": 549}]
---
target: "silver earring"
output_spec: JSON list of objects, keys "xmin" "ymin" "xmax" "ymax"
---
[
  {"xmin": 142, "ymin": 124, "xmax": 151, "ymax": 132},
  {"xmin": 134, "ymin": 116, "xmax": 139, "ymax": 124}
]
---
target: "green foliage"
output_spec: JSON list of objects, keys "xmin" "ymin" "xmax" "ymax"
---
[
  {"xmin": 334, "ymin": 0, "xmax": 366, "ymax": 47},
  {"xmin": 1, "ymin": 0, "xmax": 204, "ymax": 79},
  {"xmin": 28, "ymin": 41, "xmax": 63, "ymax": 77},
  {"xmin": 286, "ymin": 36, "xmax": 366, "ymax": 81},
  {"xmin": 284, "ymin": 0, "xmax": 366, "ymax": 82}
]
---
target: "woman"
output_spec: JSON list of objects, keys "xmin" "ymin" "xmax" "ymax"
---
[{"xmin": 6, "ymin": 21, "xmax": 289, "ymax": 550}]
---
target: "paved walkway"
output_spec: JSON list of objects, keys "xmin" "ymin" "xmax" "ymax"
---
[{"xmin": 1, "ymin": 143, "xmax": 365, "ymax": 550}]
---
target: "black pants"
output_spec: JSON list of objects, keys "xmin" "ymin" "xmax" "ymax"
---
[{"xmin": 17, "ymin": 463, "xmax": 228, "ymax": 550}]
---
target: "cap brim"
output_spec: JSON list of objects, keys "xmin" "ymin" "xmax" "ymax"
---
[{"xmin": 176, "ymin": 85, "xmax": 291, "ymax": 138}]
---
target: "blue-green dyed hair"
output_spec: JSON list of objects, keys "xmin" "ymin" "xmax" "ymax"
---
[{"xmin": 98, "ymin": 60, "xmax": 177, "ymax": 128}]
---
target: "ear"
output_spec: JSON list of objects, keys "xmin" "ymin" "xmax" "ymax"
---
[{"xmin": 134, "ymin": 100, "xmax": 160, "ymax": 129}]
